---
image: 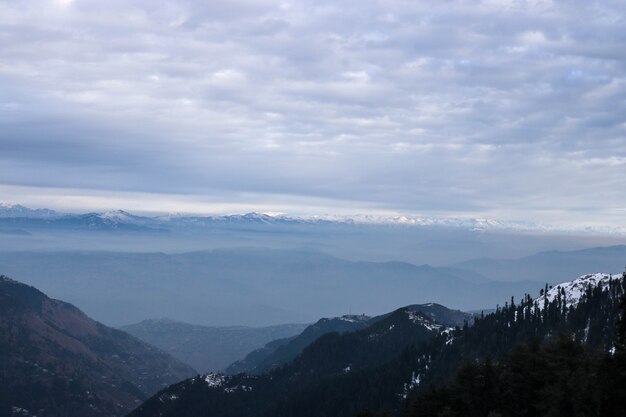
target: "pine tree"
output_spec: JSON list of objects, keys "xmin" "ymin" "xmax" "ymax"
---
[{"xmin": 615, "ymin": 269, "xmax": 626, "ymax": 352}]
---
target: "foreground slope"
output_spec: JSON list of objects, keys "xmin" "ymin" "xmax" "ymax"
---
[
  {"xmin": 129, "ymin": 272, "xmax": 625, "ymax": 417},
  {"xmin": 0, "ymin": 275, "xmax": 196, "ymax": 417}
]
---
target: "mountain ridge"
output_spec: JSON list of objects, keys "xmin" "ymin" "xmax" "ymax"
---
[
  {"xmin": 0, "ymin": 248, "xmax": 544, "ymax": 327},
  {"xmin": 455, "ymin": 245, "xmax": 626, "ymax": 283},
  {"xmin": 4, "ymin": 202, "xmax": 622, "ymax": 234},
  {"xmin": 128, "ymin": 271, "xmax": 626, "ymax": 417},
  {"xmin": 0, "ymin": 275, "xmax": 196, "ymax": 417}
]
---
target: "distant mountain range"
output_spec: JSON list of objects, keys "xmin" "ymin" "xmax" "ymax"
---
[
  {"xmin": 0, "ymin": 203, "xmax": 61, "ymax": 219},
  {"xmin": 0, "ymin": 275, "xmax": 196, "ymax": 417},
  {"xmin": 121, "ymin": 319, "xmax": 308, "ymax": 373},
  {"xmin": 455, "ymin": 245, "xmax": 626, "ymax": 282},
  {"xmin": 3, "ymin": 202, "xmax": 622, "ymax": 233},
  {"xmin": 3, "ymin": 203, "xmax": 624, "ymax": 268},
  {"xmin": 0, "ymin": 248, "xmax": 546, "ymax": 326}
]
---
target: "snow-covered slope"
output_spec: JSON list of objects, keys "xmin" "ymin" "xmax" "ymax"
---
[
  {"xmin": 0, "ymin": 203, "xmax": 61, "ymax": 219},
  {"xmin": 98, "ymin": 209, "xmax": 140, "ymax": 222},
  {"xmin": 535, "ymin": 272, "xmax": 621, "ymax": 310}
]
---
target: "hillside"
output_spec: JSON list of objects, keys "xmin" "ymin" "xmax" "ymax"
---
[
  {"xmin": 129, "ymin": 303, "xmax": 470, "ymax": 417},
  {"xmin": 227, "ymin": 304, "xmax": 470, "ymax": 375},
  {"xmin": 0, "ymin": 276, "xmax": 196, "ymax": 417},
  {"xmin": 226, "ymin": 314, "xmax": 374, "ymax": 374},
  {"xmin": 129, "ymin": 272, "xmax": 626, "ymax": 417}
]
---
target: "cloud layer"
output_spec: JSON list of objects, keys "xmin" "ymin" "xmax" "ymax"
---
[{"xmin": 1, "ymin": 0, "xmax": 625, "ymax": 226}]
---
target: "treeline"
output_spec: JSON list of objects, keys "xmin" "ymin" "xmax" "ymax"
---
[
  {"xmin": 406, "ymin": 275, "xmax": 626, "ymax": 417},
  {"xmin": 408, "ymin": 331, "xmax": 626, "ymax": 417}
]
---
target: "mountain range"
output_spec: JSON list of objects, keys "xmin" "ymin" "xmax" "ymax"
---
[
  {"xmin": 454, "ymin": 244, "xmax": 626, "ymax": 282},
  {"xmin": 2, "ymin": 203, "xmax": 624, "ymax": 234},
  {"xmin": 3, "ymin": 203, "xmax": 624, "ymax": 268},
  {"xmin": 0, "ymin": 203, "xmax": 60, "ymax": 219},
  {"xmin": 0, "ymin": 248, "xmax": 545, "ymax": 327}
]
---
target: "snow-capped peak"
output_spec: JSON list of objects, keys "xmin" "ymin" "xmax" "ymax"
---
[
  {"xmin": 98, "ymin": 210, "xmax": 136, "ymax": 221},
  {"xmin": 535, "ymin": 273, "xmax": 621, "ymax": 310}
]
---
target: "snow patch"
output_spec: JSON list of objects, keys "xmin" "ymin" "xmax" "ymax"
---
[
  {"xmin": 204, "ymin": 373, "xmax": 226, "ymax": 388},
  {"xmin": 202, "ymin": 373, "xmax": 255, "ymax": 394},
  {"xmin": 159, "ymin": 393, "xmax": 178, "ymax": 402},
  {"xmin": 535, "ymin": 273, "xmax": 619, "ymax": 310},
  {"xmin": 99, "ymin": 210, "xmax": 135, "ymax": 221},
  {"xmin": 339, "ymin": 314, "xmax": 370, "ymax": 323},
  {"xmin": 398, "ymin": 371, "xmax": 422, "ymax": 399},
  {"xmin": 224, "ymin": 385, "xmax": 253, "ymax": 393},
  {"xmin": 405, "ymin": 310, "xmax": 446, "ymax": 332}
]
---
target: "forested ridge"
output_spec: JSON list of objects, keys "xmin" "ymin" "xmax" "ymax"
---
[
  {"xmin": 129, "ymin": 272, "xmax": 626, "ymax": 417},
  {"xmin": 407, "ymin": 276, "xmax": 626, "ymax": 417}
]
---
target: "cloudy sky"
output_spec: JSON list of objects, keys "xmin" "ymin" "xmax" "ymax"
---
[{"xmin": 0, "ymin": 0, "xmax": 624, "ymax": 227}]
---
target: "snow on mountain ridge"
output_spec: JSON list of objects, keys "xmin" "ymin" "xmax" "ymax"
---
[
  {"xmin": 204, "ymin": 373, "xmax": 226, "ymax": 388},
  {"xmin": 405, "ymin": 310, "xmax": 447, "ymax": 332},
  {"xmin": 535, "ymin": 272, "xmax": 622, "ymax": 310},
  {"xmin": 99, "ymin": 210, "xmax": 137, "ymax": 221},
  {"xmin": 0, "ymin": 203, "xmax": 61, "ymax": 219},
  {"xmin": 3, "ymin": 203, "xmax": 626, "ymax": 234},
  {"xmin": 199, "ymin": 373, "xmax": 254, "ymax": 394},
  {"xmin": 338, "ymin": 314, "xmax": 371, "ymax": 323},
  {"xmin": 0, "ymin": 203, "xmax": 538, "ymax": 230}
]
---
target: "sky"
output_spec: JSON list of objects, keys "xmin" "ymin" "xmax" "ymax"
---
[{"xmin": 0, "ymin": 0, "xmax": 625, "ymax": 228}]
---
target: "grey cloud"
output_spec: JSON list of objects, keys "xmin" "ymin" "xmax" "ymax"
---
[{"xmin": 0, "ymin": 0, "xmax": 625, "ymax": 226}]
